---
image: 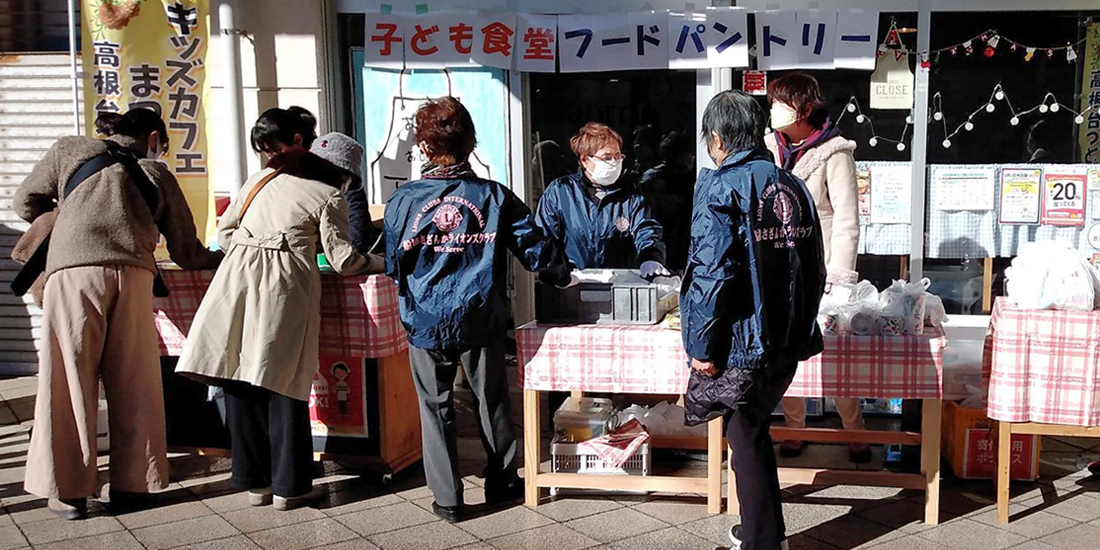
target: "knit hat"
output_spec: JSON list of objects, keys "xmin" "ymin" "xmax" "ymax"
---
[{"xmin": 311, "ymin": 132, "xmax": 364, "ymax": 179}]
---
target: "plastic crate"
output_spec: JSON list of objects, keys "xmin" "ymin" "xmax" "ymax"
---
[
  {"xmin": 549, "ymin": 438, "xmax": 650, "ymax": 496},
  {"xmin": 536, "ymin": 269, "xmax": 676, "ymax": 325}
]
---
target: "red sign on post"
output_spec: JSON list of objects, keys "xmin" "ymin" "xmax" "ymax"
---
[
  {"xmin": 310, "ymin": 357, "xmax": 369, "ymax": 438},
  {"xmin": 962, "ymin": 429, "xmax": 1038, "ymax": 480},
  {"xmin": 743, "ymin": 70, "xmax": 768, "ymax": 96}
]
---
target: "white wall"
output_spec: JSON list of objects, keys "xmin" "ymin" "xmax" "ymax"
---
[{"xmin": 207, "ymin": 0, "xmax": 328, "ymax": 194}]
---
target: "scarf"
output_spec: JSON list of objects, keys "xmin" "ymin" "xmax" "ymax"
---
[
  {"xmin": 775, "ymin": 118, "xmax": 842, "ymax": 172},
  {"xmin": 421, "ymin": 161, "xmax": 477, "ymax": 179}
]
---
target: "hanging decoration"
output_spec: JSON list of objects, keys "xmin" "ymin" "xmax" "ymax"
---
[
  {"xmin": 889, "ymin": 28, "xmax": 1086, "ymax": 65},
  {"xmin": 932, "ymin": 84, "xmax": 1100, "ymax": 149},
  {"xmin": 836, "ymin": 97, "xmax": 912, "ymax": 151}
]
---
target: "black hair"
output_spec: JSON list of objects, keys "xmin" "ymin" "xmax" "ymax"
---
[
  {"xmin": 94, "ymin": 112, "xmax": 123, "ymax": 138},
  {"xmin": 701, "ymin": 90, "xmax": 766, "ymax": 154},
  {"xmin": 250, "ymin": 106, "xmax": 318, "ymax": 154},
  {"xmin": 331, "ymin": 362, "xmax": 351, "ymax": 375},
  {"xmin": 115, "ymin": 108, "xmax": 169, "ymax": 148}
]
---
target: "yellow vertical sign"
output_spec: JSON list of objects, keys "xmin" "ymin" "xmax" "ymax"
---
[
  {"xmin": 1080, "ymin": 22, "xmax": 1100, "ymax": 165},
  {"xmin": 81, "ymin": 0, "xmax": 215, "ymax": 248}
]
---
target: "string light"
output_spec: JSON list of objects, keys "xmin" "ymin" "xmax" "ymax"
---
[
  {"xmin": 836, "ymin": 97, "xmax": 911, "ymax": 150},
  {"xmin": 933, "ymin": 84, "xmax": 1100, "ymax": 149}
]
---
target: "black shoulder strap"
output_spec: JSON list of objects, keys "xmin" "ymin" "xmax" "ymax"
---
[
  {"xmin": 105, "ymin": 141, "xmax": 160, "ymax": 215},
  {"xmin": 63, "ymin": 151, "xmax": 117, "ymax": 201}
]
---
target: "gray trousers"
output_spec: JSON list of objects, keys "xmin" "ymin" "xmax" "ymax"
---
[{"xmin": 409, "ymin": 339, "xmax": 517, "ymax": 507}]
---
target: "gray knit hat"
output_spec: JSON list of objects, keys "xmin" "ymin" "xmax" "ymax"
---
[{"xmin": 311, "ymin": 132, "xmax": 364, "ymax": 178}]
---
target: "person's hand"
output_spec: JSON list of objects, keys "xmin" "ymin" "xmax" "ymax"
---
[
  {"xmin": 640, "ymin": 261, "xmax": 671, "ymax": 279},
  {"xmin": 691, "ymin": 358, "xmax": 718, "ymax": 378},
  {"xmin": 557, "ymin": 273, "xmax": 580, "ymax": 289}
]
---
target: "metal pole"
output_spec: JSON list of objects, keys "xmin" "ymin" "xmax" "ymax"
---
[
  {"xmin": 909, "ymin": 0, "xmax": 932, "ymax": 281},
  {"xmin": 219, "ymin": 0, "xmax": 249, "ymax": 197},
  {"xmin": 66, "ymin": 0, "xmax": 80, "ymax": 135}
]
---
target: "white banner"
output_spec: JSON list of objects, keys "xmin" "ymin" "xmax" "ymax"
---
[
  {"xmin": 707, "ymin": 7, "xmax": 749, "ymax": 69},
  {"xmin": 796, "ymin": 10, "xmax": 837, "ymax": 70},
  {"xmin": 755, "ymin": 11, "xmax": 798, "ymax": 71},
  {"xmin": 471, "ymin": 11, "xmax": 518, "ymax": 70},
  {"xmin": 404, "ymin": 12, "xmax": 476, "ymax": 69},
  {"xmin": 514, "ymin": 13, "xmax": 557, "ymax": 72},
  {"xmin": 364, "ymin": 13, "xmax": 406, "ymax": 69},
  {"xmin": 835, "ymin": 10, "xmax": 879, "ymax": 70},
  {"xmin": 668, "ymin": 10, "xmax": 709, "ymax": 69}
]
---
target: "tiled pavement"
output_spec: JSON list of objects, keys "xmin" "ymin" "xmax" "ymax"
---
[{"xmin": 0, "ymin": 375, "xmax": 1099, "ymax": 550}]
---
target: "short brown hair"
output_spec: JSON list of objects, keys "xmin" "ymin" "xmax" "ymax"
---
[
  {"xmin": 414, "ymin": 97, "xmax": 477, "ymax": 165},
  {"xmin": 569, "ymin": 122, "xmax": 623, "ymax": 161},
  {"xmin": 768, "ymin": 72, "xmax": 827, "ymax": 128}
]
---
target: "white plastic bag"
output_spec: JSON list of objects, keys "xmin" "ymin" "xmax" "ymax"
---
[
  {"xmin": 1006, "ymin": 241, "xmax": 1100, "ymax": 311},
  {"xmin": 879, "ymin": 278, "xmax": 930, "ymax": 335}
]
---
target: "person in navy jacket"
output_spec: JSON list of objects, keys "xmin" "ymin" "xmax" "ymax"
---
[
  {"xmin": 384, "ymin": 97, "xmax": 573, "ymax": 524},
  {"xmin": 534, "ymin": 122, "xmax": 669, "ymax": 277},
  {"xmin": 681, "ymin": 90, "xmax": 826, "ymax": 550}
]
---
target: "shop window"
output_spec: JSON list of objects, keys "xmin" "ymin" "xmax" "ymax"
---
[{"xmin": 0, "ymin": 0, "xmax": 78, "ymax": 52}]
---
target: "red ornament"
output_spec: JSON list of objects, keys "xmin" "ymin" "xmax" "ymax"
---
[{"xmin": 984, "ymin": 46, "xmax": 995, "ymax": 58}]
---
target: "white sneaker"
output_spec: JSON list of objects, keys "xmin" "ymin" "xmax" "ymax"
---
[
  {"xmin": 248, "ymin": 487, "xmax": 273, "ymax": 507},
  {"xmin": 728, "ymin": 525, "xmax": 789, "ymax": 550},
  {"xmin": 273, "ymin": 486, "xmax": 326, "ymax": 511}
]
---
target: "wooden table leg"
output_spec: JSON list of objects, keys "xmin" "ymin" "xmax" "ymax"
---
[
  {"xmin": 524, "ymin": 388, "xmax": 540, "ymax": 507},
  {"xmin": 996, "ymin": 421, "xmax": 1012, "ymax": 524},
  {"xmin": 921, "ymin": 398, "xmax": 942, "ymax": 525},
  {"xmin": 727, "ymin": 443, "xmax": 739, "ymax": 516},
  {"xmin": 570, "ymin": 390, "xmax": 584, "ymax": 400},
  {"xmin": 708, "ymin": 416, "xmax": 723, "ymax": 514}
]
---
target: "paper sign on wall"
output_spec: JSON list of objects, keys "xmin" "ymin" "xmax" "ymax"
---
[
  {"xmin": 1042, "ymin": 172, "xmax": 1087, "ymax": 227},
  {"xmin": 558, "ymin": 13, "xmax": 668, "ymax": 73},
  {"xmin": 365, "ymin": 13, "xmax": 406, "ymax": 68},
  {"xmin": 869, "ymin": 164, "xmax": 911, "ymax": 224},
  {"xmin": 404, "ymin": 12, "xmax": 476, "ymax": 69},
  {"xmin": 870, "ymin": 52, "xmax": 913, "ymax": 110},
  {"xmin": 755, "ymin": 11, "xmax": 798, "ymax": 71},
  {"xmin": 998, "ymin": 168, "xmax": 1042, "ymax": 225},
  {"xmin": 795, "ymin": 10, "xmax": 837, "ymax": 69},
  {"xmin": 857, "ymin": 166, "xmax": 872, "ymax": 224},
  {"xmin": 668, "ymin": 10, "xmax": 709, "ymax": 69},
  {"xmin": 472, "ymin": 11, "xmax": 518, "ymax": 69},
  {"xmin": 933, "ymin": 167, "xmax": 996, "ymax": 211},
  {"xmin": 707, "ymin": 7, "xmax": 749, "ymax": 68},
  {"xmin": 514, "ymin": 13, "xmax": 557, "ymax": 73},
  {"xmin": 743, "ymin": 70, "xmax": 767, "ymax": 95},
  {"xmin": 834, "ymin": 10, "xmax": 879, "ymax": 70}
]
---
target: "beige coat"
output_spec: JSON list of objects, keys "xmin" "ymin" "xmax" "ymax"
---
[
  {"xmin": 176, "ymin": 167, "xmax": 384, "ymax": 401},
  {"xmin": 766, "ymin": 134, "xmax": 860, "ymax": 279}
]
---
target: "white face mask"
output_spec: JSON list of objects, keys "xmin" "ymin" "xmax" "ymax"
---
[
  {"xmin": 770, "ymin": 103, "xmax": 798, "ymax": 132},
  {"xmin": 147, "ymin": 138, "xmax": 162, "ymax": 160},
  {"xmin": 587, "ymin": 157, "xmax": 623, "ymax": 187}
]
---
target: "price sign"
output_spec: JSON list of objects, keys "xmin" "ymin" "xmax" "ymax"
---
[{"xmin": 1042, "ymin": 172, "xmax": 1087, "ymax": 227}]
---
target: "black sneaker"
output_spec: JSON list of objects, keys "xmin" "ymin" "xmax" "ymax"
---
[
  {"xmin": 431, "ymin": 501, "xmax": 464, "ymax": 523},
  {"xmin": 728, "ymin": 525, "xmax": 789, "ymax": 550},
  {"xmin": 484, "ymin": 477, "xmax": 524, "ymax": 505},
  {"xmin": 48, "ymin": 498, "xmax": 87, "ymax": 520}
]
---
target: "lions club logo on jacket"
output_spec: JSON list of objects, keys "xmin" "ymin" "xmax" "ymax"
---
[
  {"xmin": 402, "ymin": 196, "xmax": 495, "ymax": 253},
  {"xmin": 755, "ymin": 183, "xmax": 811, "ymax": 249},
  {"xmin": 614, "ymin": 216, "xmax": 631, "ymax": 233},
  {"xmin": 432, "ymin": 204, "xmax": 463, "ymax": 232}
]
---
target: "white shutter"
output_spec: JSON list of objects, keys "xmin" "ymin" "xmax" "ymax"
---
[{"xmin": 0, "ymin": 53, "xmax": 82, "ymax": 374}]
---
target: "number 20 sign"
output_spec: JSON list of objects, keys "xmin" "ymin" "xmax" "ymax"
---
[{"xmin": 1042, "ymin": 172, "xmax": 1087, "ymax": 227}]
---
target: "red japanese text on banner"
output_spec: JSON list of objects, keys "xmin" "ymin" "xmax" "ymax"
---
[
  {"xmin": 82, "ymin": 0, "xmax": 216, "ymax": 248},
  {"xmin": 515, "ymin": 13, "xmax": 557, "ymax": 73}
]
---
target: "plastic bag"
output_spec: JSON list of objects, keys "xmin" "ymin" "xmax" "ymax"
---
[
  {"xmin": 879, "ymin": 278, "xmax": 929, "ymax": 335},
  {"xmin": 924, "ymin": 293, "xmax": 948, "ymax": 327},
  {"xmin": 1006, "ymin": 241, "xmax": 1100, "ymax": 311}
]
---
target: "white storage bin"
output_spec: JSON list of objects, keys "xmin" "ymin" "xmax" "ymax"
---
[{"xmin": 549, "ymin": 438, "xmax": 650, "ymax": 496}]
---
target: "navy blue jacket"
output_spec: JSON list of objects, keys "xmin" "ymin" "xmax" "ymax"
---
[
  {"xmin": 346, "ymin": 178, "xmax": 384, "ymax": 254},
  {"xmin": 535, "ymin": 169, "xmax": 665, "ymax": 269},
  {"xmin": 385, "ymin": 175, "xmax": 570, "ymax": 351},
  {"xmin": 681, "ymin": 149, "xmax": 826, "ymax": 425}
]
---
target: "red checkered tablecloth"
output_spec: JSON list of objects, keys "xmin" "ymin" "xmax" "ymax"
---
[
  {"xmin": 154, "ymin": 270, "xmax": 407, "ymax": 358},
  {"xmin": 984, "ymin": 298, "xmax": 1100, "ymax": 426},
  {"xmin": 516, "ymin": 322, "xmax": 945, "ymax": 399}
]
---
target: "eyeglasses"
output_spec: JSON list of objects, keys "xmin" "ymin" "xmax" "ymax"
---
[{"xmin": 591, "ymin": 153, "xmax": 626, "ymax": 162}]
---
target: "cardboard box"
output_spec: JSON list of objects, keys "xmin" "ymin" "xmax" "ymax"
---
[{"xmin": 942, "ymin": 400, "xmax": 1040, "ymax": 480}]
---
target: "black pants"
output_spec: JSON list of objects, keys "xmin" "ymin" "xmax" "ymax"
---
[
  {"xmin": 224, "ymin": 382, "xmax": 313, "ymax": 498},
  {"xmin": 726, "ymin": 365, "xmax": 797, "ymax": 550},
  {"xmin": 409, "ymin": 339, "xmax": 516, "ymax": 507}
]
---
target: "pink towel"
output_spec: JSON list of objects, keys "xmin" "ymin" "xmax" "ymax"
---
[{"xmin": 577, "ymin": 418, "xmax": 650, "ymax": 468}]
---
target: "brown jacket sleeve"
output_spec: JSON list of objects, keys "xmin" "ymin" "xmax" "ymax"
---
[
  {"xmin": 142, "ymin": 161, "xmax": 223, "ymax": 270},
  {"xmin": 13, "ymin": 140, "xmax": 63, "ymax": 223}
]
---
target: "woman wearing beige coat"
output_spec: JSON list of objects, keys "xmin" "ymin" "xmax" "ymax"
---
[
  {"xmin": 176, "ymin": 109, "xmax": 383, "ymax": 509},
  {"xmin": 765, "ymin": 73, "xmax": 870, "ymax": 464}
]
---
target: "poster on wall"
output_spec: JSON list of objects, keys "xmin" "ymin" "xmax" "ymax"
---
[
  {"xmin": 933, "ymin": 167, "xmax": 996, "ymax": 211},
  {"xmin": 1041, "ymin": 171, "xmax": 1087, "ymax": 227},
  {"xmin": 81, "ymin": 0, "xmax": 216, "ymax": 248},
  {"xmin": 856, "ymin": 165, "xmax": 872, "ymax": 224},
  {"xmin": 999, "ymin": 168, "xmax": 1043, "ymax": 225},
  {"xmin": 310, "ymin": 357, "xmax": 369, "ymax": 438},
  {"xmin": 869, "ymin": 164, "xmax": 911, "ymax": 224}
]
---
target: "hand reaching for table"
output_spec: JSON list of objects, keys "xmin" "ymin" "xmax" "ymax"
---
[{"xmin": 691, "ymin": 358, "xmax": 718, "ymax": 378}]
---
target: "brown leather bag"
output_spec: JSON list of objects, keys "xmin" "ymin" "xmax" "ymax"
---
[{"xmin": 10, "ymin": 210, "xmax": 56, "ymax": 307}]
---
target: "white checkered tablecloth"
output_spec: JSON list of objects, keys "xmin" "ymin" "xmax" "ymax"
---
[
  {"xmin": 516, "ymin": 322, "xmax": 946, "ymax": 399},
  {"xmin": 984, "ymin": 298, "xmax": 1100, "ymax": 426},
  {"xmin": 155, "ymin": 270, "xmax": 407, "ymax": 358}
]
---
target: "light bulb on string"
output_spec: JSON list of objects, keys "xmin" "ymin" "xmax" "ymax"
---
[
  {"xmin": 942, "ymin": 139, "xmax": 952, "ymax": 149},
  {"xmin": 1050, "ymin": 103, "xmax": 1060, "ymax": 113},
  {"xmin": 995, "ymin": 90, "xmax": 1005, "ymax": 101},
  {"xmin": 965, "ymin": 121, "xmax": 975, "ymax": 131},
  {"xmin": 906, "ymin": 114, "xmax": 914, "ymax": 124},
  {"xmin": 868, "ymin": 137, "xmax": 878, "ymax": 147},
  {"xmin": 985, "ymin": 103, "xmax": 995, "ymax": 113},
  {"xmin": 856, "ymin": 114, "xmax": 866, "ymax": 124},
  {"xmin": 933, "ymin": 111, "xmax": 943, "ymax": 121},
  {"xmin": 1076, "ymin": 115, "xmax": 1086, "ymax": 124},
  {"xmin": 847, "ymin": 103, "xmax": 857, "ymax": 113},
  {"xmin": 1039, "ymin": 104, "xmax": 1049, "ymax": 114},
  {"xmin": 897, "ymin": 143, "xmax": 906, "ymax": 152},
  {"xmin": 1010, "ymin": 116, "xmax": 1020, "ymax": 126}
]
